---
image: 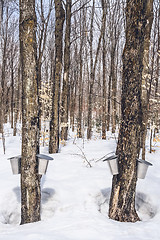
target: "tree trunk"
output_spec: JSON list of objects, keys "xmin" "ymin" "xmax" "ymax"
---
[
  {"xmin": 87, "ymin": 0, "xmax": 105, "ymax": 139},
  {"xmin": 70, "ymin": 61, "xmax": 77, "ymax": 132},
  {"xmin": 87, "ymin": 0, "xmax": 94, "ymax": 140},
  {"xmin": 37, "ymin": 0, "xmax": 53, "ymax": 153},
  {"xmin": 0, "ymin": 0, "xmax": 3, "ymax": 33},
  {"xmin": 49, "ymin": 0, "xmax": 65, "ymax": 153},
  {"xmin": 13, "ymin": 63, "xmax": 20, "ymax": 136},
  {"xmin": 109, "ymin": 0, "xmax": 153, "ymax": 222},
  {"xmin": 0, "ymin": 6, "xmax": 8, "ymax": 132},
  {"xmin": 107, "ymin": 75, "xmax": 111, "ymax": 131},
  {"xmin": 111, "ymin": 45, "xmax": 116, "ymax": 133},
  {"xmin": 154, "ymin": 8, "xmax": 160, "ymax": 134},
  {"xmin": 77, "ymin": 52, "xmax": 83, "ymax": 138},
  {"xmin": 61, "ymin": 0, "xmax": 71, "ymax": 141},
  {"xmin": 77, "ymin": 2, "xmax": 87, "ymax": 138},
  {"xmin": 11, "ymin": 58, "xmax": 14, "ymax": 129},
  {"xmin": 19, "ymin": 0, "xmax": 41, "ymax": 224},
  {"xmin": 37, "ymin": 61, "xmax": 42, "ymax": 154},
  {"xmin": 87, "ymin": 83, "xmax": 93, "ymax": 139},
  {"xmin": 102, "ymin": 0, "xmax": 107, "ymax": 140},
  {"xmin": 141, "ymin": 0, "xmax": 154, "ymax": 160}
]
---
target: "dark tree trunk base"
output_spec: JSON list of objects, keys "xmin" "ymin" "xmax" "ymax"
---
[{"xmin": 109, "ymin": 208, "xmax": 140, "ymax": 223}]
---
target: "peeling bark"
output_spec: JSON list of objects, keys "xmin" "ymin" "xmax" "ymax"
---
[
  {"xmin": 109, "ymin": 0, "xmax": 153, "ymax": 222},
  {"xmin": 20, "ymin": 0, "xmax": 41, "ymax": 224}
]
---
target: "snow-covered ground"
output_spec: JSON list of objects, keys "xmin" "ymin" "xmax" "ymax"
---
[{"xmin": 0, "ymin": 124, "xmax": 160, "ymax": 240}]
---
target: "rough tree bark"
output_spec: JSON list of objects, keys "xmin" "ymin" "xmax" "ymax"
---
[
  {"xmin": 49, "ymin": 0, "xmax": 65, "ymax": 153},
  {"xmin": 109, "ymin": 0, "xmax": 153, "ymax": 222},
  {"xmin": 61, "ymin": 0, "xmax": 71, "ymax": 141},
  {"xmin": 19, "ymin": 0, "xmax": 41, "ymax": 224}
]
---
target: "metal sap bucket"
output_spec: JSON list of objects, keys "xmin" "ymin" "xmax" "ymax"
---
[
  {"xmin": 8, "ymin": 154, "xmax": 53, "ymax": 175},
  {"xmin": 37, "ymin": 154, "xmax": 54, "ymax": 175},
  {"xmin": 137, "ymin": 159, "xmax": 152, "ymax": 179},
  {"xmin": 8, "ymin": 156, "xmax": 21, "ymax": 175},
  {"xmin": 103, "ymin": 154, "xmax": 119, "ymax": 175}
]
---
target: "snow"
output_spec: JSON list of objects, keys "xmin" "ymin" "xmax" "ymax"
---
[{"xmin": 0, "ymin": 125, "xmax": 160, "ymax": 240}]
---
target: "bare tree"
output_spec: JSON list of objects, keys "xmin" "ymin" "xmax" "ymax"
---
[
  {"xmin": 140, "ymin": 0, "xmax": 154, "ymax": 160},
  {"xmin": 154, "ymin": 3, "xmax": 160, "ymax": 135},
  {"xmin": 61, "ymin": 0, "xmax": 72, "ymax": 141},
  {"xmin": 109, "ymin": 0, "xmax": 153, "ymax": 222},
  {"xmin": 36, "ymin": 0, "xmax": 53, "ymax": 153},
  {"xmin": 13, "ymin": 61, "xmax": 21, "ymax": 136},
  {"xmin": 0, "ymin": 0, "xmax": 3, "ymax": 33},
  {"xmin": 49, "ymin": 0, "xmax": 65, "ymax": 153},
  {"xmin": 76, "ymin": 0, "xmax": 86, "ymax": 138},
  {"xmin": 19, "ymin": 0, "xmax": 41, "ymax": 224},
  {"xmin": 102, "ymin": 0, "xmax": 107, "ymax": 139},
  {"xmin": 87, "ymin": 0, "xmax": 106, "ymax": 139}
]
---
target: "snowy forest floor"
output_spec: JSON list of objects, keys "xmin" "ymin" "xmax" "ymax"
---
[{"xmin": 0, "ymin": 124, "xmax": 160, "ymax": 240}]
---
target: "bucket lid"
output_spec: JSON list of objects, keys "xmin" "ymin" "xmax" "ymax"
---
[
  {"xmin": 103, "ymin": 154, "xmax": 118, "ymax": 162},
  {"xmin": 7, "ymin": 155, "xmax": 54, "ymax": 161},
  {"xmin": 7, "ymin": 155, "xmax": 21, "ymax": 161},
  {"xmin": 36, "ymin": 154, "xmax": 54, "ymax": 161},
  {"xmin": 137, "ymin": 159, "xmax": 152, "ymax": 166}
]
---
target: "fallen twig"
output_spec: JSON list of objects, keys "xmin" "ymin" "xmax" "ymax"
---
[{"xmin": 75, "ymin": 145, "xmax": 92, "ymax": 168}]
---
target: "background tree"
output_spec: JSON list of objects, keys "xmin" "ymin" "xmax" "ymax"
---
[
  {"xmin": 61, "ymin": 0, "xmax": 72, "ymax": 141},
  {"xmin": 76, "ymin": 0, "xmax": 87, "ymax": 138},
  {"xmin": 36, "ymin": 0, "xmax": 53, "ymax": 153},
  {"xmin": 49, "ymin": 0, "xmax": 65, "ymax": 153},
  {"xmin": 0, "ymin": 0, "xmax": 3, "ymax": 33},
  {"xmin": 101, "ymin": 0, "xmax": 107, "ymax": 140},
  {"xmin": 140, "ymin": 0, "xmax": 154, "ymax": 159},
  {"xmin": 87, "ymin": 0, "xmax": 107, "ymax": 139},
  {"xmin": 0, "ymin": 5, "xmax": 9, "ymax": 153}
]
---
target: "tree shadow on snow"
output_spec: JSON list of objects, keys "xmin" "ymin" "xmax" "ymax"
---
[
  {"xmin": 97, "ymin": 188, "xmax": 157, "ymax": 221},
  {"xmin": 0, "ymin": 187, "xmax": 56, "ymax": 224},
  {"xmin": 96, "ymin": 188, "xmax": 111, "ymax": 214},
  {"xmin": 13, "ymin": 186, "xmax": 21, "ymax": 203},
  {"xmin": 41, "ymin": 188, "xmax": 55, "ymax": 204},
  {"xmin": 12, "ymin": 186, "xmax": 56, "ymax": 204},
  {"xmin": 136, "ymin": 192, "xmax": 157, "ymax": 220}
]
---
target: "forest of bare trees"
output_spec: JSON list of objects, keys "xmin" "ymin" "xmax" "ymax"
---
[{"xmin": 0, "ymin": 0, "xmax": 160, "ymax": 224}]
